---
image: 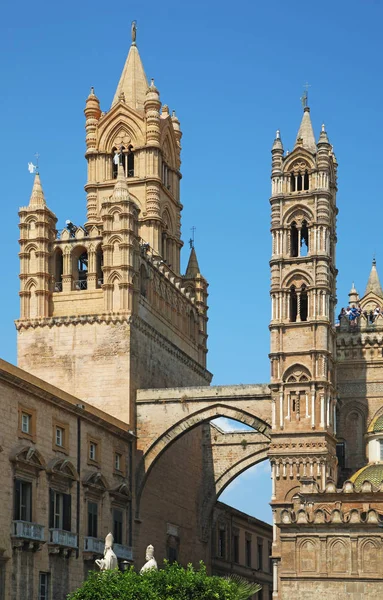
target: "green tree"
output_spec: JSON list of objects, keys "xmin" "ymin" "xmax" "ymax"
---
[{"xmin": 67, "ymin": 562, "xmax": 261, "ymax": 600}]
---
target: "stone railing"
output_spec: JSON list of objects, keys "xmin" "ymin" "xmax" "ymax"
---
[
  {"xmin": 114, "ymin": 543, "xmax": 133, "ymax": 561},
  {"xmin": 12, "ymin": 520, "xmax": 45, "ymax": 542},
  {"xmin": 49, "ymin": 529, "xmax": 78, "ymax": 548},
  {"xmin": 84, "ymin": 536, "xmax": 104, "ymax": 555}
]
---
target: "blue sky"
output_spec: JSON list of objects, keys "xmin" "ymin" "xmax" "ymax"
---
[{"xmin": 1, "ymin": 0, "xmax": 382, "ymax": 524}]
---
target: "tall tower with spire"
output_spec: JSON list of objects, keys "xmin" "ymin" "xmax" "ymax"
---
[
  {"xmin": 268, "ymin": 104, "xmax": 339, "ymax": 596},
  {"xmin": 16, "ymin": 28, "xmax": 211, "ymax": 424}
]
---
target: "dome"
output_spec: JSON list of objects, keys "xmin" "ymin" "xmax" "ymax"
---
[
  {"xmin": 367, "ymin": 414, "xmax": 383, "ymax": 433},
  {"xmin": 350, "ymin": 463, "xmax": 383, "ymax": 490}
]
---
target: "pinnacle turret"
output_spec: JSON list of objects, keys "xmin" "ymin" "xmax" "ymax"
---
[
  {"xmin": 111, "ymin": 164, "xmax": 130, "ymax": 202},
  {"xmin": 272, "ymin": 129, "xmax": 283, "ymax": 152},
  {"xmin": 364, "ymin": 258, "xmax": 383, "ymax": 298},
  {"xmin": 185, "ymin": 247, "xmax": 200, "ymax": 279},
  {"xmin": 348, "ymin": 282, "xmax": 359, "ymax": 304}
]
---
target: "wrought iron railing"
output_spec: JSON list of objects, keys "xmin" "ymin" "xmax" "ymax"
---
[
  {"xmin": 12, "ymin": 520, "xmax": 45, "ymax": 541},
  {"xmin": 73, "ymin": 280, "xmax": 87, "ymax": 291},
  {"xmin": 49, "ymin": 529, "xmax": 78, "ymax": 548}
]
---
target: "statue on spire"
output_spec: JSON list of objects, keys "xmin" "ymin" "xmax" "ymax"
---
[
  {"xmin": 131, "ymin": 21, "xmax": 137, "ymax": 45},
  {"xmin": 300, "ymin": 82, "xmax": 311, "ymax": 109}
]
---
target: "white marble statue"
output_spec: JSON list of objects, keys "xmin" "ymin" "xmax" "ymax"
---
[
  {"xmin": 140, "ymin": 544, "xmax": 158, "ymax": 574},
  {"xmin": 95, "ymin": 532, "xmax": 118, "ymax": 571}
]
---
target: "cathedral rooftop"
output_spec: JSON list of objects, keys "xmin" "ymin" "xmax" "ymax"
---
[
  {"xmin": 364, "ymin": 258, "xmax": 383, "ymax": 298},
  {"xmin": 185, "ymin": 246, "xmax": 200, "ymax": 279},
  {"xmin": 295, "ymin": 106, "xmax": 316, "ymax": 154},
  {"xmin": 112, "ymin": 22, "xmax": 148, "ymax": 111}
]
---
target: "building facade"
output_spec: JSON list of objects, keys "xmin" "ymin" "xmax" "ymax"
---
[
  {"xmin": 0, "ymin": 358, "xmax": 134, "ymax": 600},
  {"xmin": 212, "ymin": 502, "xmax": 273, "ymax": 600}
]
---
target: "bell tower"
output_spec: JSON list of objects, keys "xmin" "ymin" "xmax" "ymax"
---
[
  {"xmin": 268, "ymin": 104, "xmax": 339, "ymax": 597},
  {"xmin": 16, "ymin": 25, "xmax": 211, "ymax": 425}
]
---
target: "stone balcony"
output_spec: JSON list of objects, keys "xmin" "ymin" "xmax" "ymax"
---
[
  {"xmin": 48, "ymin": 529, "xmax": 78, "ymax": 556},
  {"xmin": 114, "ymin": 543, "xmax": 133, "ymax": 561},
  {"xmin": 11, "ymin": 520, "xmax": 45, "ymax": 550},
  {"xmin": 83, "ymin": 536, "xmax": 104, "ymax": 560}
]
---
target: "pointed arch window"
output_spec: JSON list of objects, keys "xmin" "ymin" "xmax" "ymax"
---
[
  {"xmin": 304, "ymin": 170, "xmax": 309, "ymax": 190},
  {"xmin": 112, "ymin": 145, "xmax": 135, "ymax": 179},
  {"xmin": 291, "ymin": 222, "xmax": 299, "ymax": 257},
  {"xmin": 53, "ymin": 248, "xmax": 63, "ymax": 292},
  {"xmin": 301, "ymin": 220, "xmax": 309, "ymax": 256},
  {"xmin": 96, "ymin": 245, "xmax": 103, "ymax": 288},
  {"xmin": 297, "ymin": 172, "xmax": 303, "ymax": 191},
  {"xmin": 290, "ymin": 285, "xmax": 297, "ymax": 322},
  {"xmin": 72, "ymin": 247, "xmax": 88, "ymax": 290},
  {"xmin": 300, "ymin": 284, "xmax": 308, "ymax": 321},
  {"xmin": 290, "ymin": 173, "xmax": 296, "ymax": 192}
]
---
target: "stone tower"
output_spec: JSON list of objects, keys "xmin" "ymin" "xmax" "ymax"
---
[
  {"xmin": 16, "ymin": 29, "xmax": 211, "ymax": 425},
  {"xmin": 268, "ymin": 106, "xmax": 339, "ymax": 597}
]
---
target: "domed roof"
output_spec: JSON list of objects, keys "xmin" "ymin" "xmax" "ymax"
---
[
  {"xmin": 367, "ymin": 414, "xmax": 383, "ymax": 433},
  {"xmin": 350, "ymin": 463, "xmax": 383, "ymax": 490}
]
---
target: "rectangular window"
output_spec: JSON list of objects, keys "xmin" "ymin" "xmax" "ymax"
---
[
  {"xmin": 21, "ymin": 413, "xmax": 31, "ymax": 434},
  {"xmin": 233, "ymin": 533, "xmax": 239, "ymax": 563},
  {"xmin": 113, "ymin": 508, "xmax": 123, "ymax": 544},
  {"xmin": 115, "ymin": 453, "xmax": 122, "ymax": 472},
  {"xmin": 14, "ymin": 479, "xmax": 32, "ymax": 522},
  {"xmin": 55, "ymin": 427, "xmax": 64, "ymax": 447},
  {"xmin": 89, "ymin": 442, "xmax": 97, "ymax": 461},
  {"xmin": 257, "ymin": 539, "xmax": 263, "ymax": 571},
  {"xmin": 39, "ymin": 572, "xmax": 50, "ymax": 600},
  {"xmin": 167, "ymin": 546, "xmax": 178, "ymax": 564},
  {"xmin": 269, "ymin": 543, "xmax": 273, "ymax": 573},
  {"xmin": 18, "ymin": 405, "xmax": 36, "ymax": 441},
  {"xmin": 49, "ymin": 490, "xmax": 71, "ymax": 531},
  {"xmin": 336, "ymin": 442, "xmax": 346, "ymax": 470},
  {"xmin": 87, "ymin": 502, "xmax": 98, "ymax": 538},
  {"xmin": 380, "ymin": 440, "xmax": 383, "ymax": 461},
  {"xmin": 245, "ymin": 537, "xmax": 252, "ymax": 568},
  {"xmin": 218, "ymin": 527, "xmax": 226, "ymax": 558}
]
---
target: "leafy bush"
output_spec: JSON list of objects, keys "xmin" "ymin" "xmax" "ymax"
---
[{"xmin": 67, "ymin": 561, "xmax": 261, "ymax": 600}]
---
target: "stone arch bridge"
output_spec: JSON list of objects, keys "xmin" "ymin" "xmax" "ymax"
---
[{"xmin": 136, "ymin": 384, "xmax": 272, "ymax": 539}]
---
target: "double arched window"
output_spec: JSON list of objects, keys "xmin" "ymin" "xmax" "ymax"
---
[{"xmin": 290, "ymin": 170, "xmax": 309, "ymax": 192}]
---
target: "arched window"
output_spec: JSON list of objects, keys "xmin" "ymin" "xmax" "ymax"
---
[
  {"xmin": 304, "ymin": 170, "xmax": 309, "ymax": 190},
  {"xmin": 301, "ymin": 220, "xmax": 309, "ymax": 256},
  {"xmin": 127, "ymin": 145, "xmax": 134, "ymax": 177},
  {"xmin": 53, "ymin": 248, "xmax": 63, "ymax": 292},
  {"xmin": 300, "ymin": 284, "xmax": 308, "ymax": 322},
  {"xmin": 291, "ymin": 222, "xmax": 299, "ymax": 257},
  {"xmin": 96, "ymin": 245, "xmax": 103, "ymax": 288},
  {"xmin": 297, "ymin": 172, "xmax": 303, "ymax": 191},
  {"xmin": 290, "ymin": 173, "xmax": 296, "ymax": 192},
  {"xmin": 72, "ymin": 247, "xmax": 88, "ymax": 290},
  {"xmin": 112, "ymin": 147, "xmax": 119, "ymax": 178},
  {"xmin": 290, "ymin": 285, "xmax": 297, "ymax": 322}
]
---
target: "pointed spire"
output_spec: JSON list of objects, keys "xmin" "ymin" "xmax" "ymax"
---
[
  {"xmin": 185, "ymin": 247, "xmax": 200, "ymax": 279},
  {"xmin": 29, "ymin": 173, "xmax": 46, "ymax": 207},
  {"xmin": 111, "ymin": 164, "xmax": 130, "ymax": 202},
  {"xmin": 295, "ymin": 107, "xmax": 316, "ymax": 154},
  {"xmin": 365, "ymin": 258, "xmax": 383, "ymax": 298},
  {"xmin": 112, "ymin": 34, "xmax": 148, "ymax": 110}
]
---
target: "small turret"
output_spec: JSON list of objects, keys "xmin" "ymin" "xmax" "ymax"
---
[
  {"xmin": 84, "ymin": 87, "xmax": 101, "ymax": 153},
  {"xmin": 271, "ymin": 130, "xmax": 284, "ymax": 176},
  {"xmin": 145, "ymin": 79, "xmax": 161, "ymax": 148},
  {"xmin": 348, "ymin": 282, "xmax": 359, "ymax": 305}
]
